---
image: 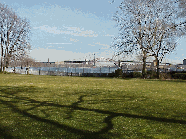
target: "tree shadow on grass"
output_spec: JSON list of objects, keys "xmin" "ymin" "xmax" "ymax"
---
[
  {"xmin": 0, "ymin": 125, "xmax": 15, "ymax": 139},
  {"xmin": 0, "ymin": 86, "xmax": 186, "ymax": 138}
]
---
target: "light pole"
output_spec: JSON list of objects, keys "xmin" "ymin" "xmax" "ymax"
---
[{"xmin": 94, "ymin": 53, "xmax": 95, "ymax": 66}]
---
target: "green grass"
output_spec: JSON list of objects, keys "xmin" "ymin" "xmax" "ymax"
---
[{"xmin": 0, "ymin": 74, "xmax": 186, "ymax": 139}]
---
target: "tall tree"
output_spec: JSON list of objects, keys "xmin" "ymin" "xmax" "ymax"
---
[
  {"xmin": 112, "ymin": 0, "xmax": 186, "ymax": 78},
  {"xmin": 0, "ymin": 3, "xmax": 31, "ymax": 72}
]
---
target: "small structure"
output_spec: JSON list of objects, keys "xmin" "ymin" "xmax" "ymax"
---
[
  {"xmin": 183, "ymin": 59, "xmax": 186, "ymax": 65},
  {"xmin": 151, "ymin": 60, "xmax": 157, "ymax": 67}
]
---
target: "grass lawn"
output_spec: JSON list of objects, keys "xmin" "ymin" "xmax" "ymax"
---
[{"xmin": 0, "ymin": 74, "xmax": 185, "ymax": 139}]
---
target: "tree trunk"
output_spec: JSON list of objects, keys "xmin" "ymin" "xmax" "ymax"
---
[
  {"xmin": 142, "ymin": 51, "xmax": 147, "ymax": 78},
  {"xmin": 1, "ymin": 33, "xmax": 3, "ymax": 72},
  {"xmin": 5, "ymin": 48, "xmax": 9, "ymax": 68},
  {"xmin": 156, "ymin": 58, "xmax": 160, "ymax": 79},
  {"xmin": 3, "ymin": 49, "xmax": 6, "ymax": 71},
  {"xmin": 6, "ymin": 31, "xmax": 9, "ymax": 68},
  {"xmin": 13, "ymin": 66, "xmax": 15, "ymax": 73}
]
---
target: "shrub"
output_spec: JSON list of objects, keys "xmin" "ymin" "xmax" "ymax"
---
[
  {"xmin": 0, "ymin": 71, "xmax": 10, "ymax": 74},
  {"xmin": 146, "ymin": 70, "xmax": 157, "ymax": 79},
  {"xmin": 172, "ymin": 73, "xmax": 186, "ymax": 80},
  {"xmin": 114, "ymin": 69, "xmax": 123, "ymax": 78},
  {"xmin": 160, "ymin": 73, "xmax": 172, "ymax": 80},
  {"xmin": 108, "ymin": 72, "xmax": 115, "ymax": 77},
  {"xmin": 128, "ymin": 72, "xmax": 134, "ymax": 78},
  {"xmin": 133, "ymin": 72, "xmax": 142, "ymax": 78},
  {"xmin": 122, "ymin": 72, "xmax": 142, "ymax": 78},
  {"xmin": 122, "ymin": 73, "xmax": 127, "ymax": 78}
]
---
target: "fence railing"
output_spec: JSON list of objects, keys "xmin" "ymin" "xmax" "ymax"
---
[{"xmin": 4, "ymin": 66, "xmax": 144, "ymax": 77}]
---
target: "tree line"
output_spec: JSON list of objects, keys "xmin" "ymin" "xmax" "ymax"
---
[
  {"xmin": 0, "ymin": 3, "xmax": 31, "ymax": 72},
  {"xmin": 112, "ymin": 0, "xmax": 186, "ymax": 78}
]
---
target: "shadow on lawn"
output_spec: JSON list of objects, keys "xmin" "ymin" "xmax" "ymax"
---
[
  {"xmin": 0, "ymin": 86, "xmax": 186, "ymax": 138},
  {"xmin": 0, "ymin": 125, "xmax": 15, "ymax": 139}
]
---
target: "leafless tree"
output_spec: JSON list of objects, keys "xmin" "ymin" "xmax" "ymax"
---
[
  {"xmin": 178, "ymin": 0, "xmax": 186, "ymax": 17},
  {"xmin": 0, "ymin": 3, "xmax": 31, "ymax": 72},
  {"xmin": 112, "ymin": 0, "xmax": 186, "ymax": 78},
  {"xmin": 177, "ymin": 0, "xmax": 186, "ymax": 36}
]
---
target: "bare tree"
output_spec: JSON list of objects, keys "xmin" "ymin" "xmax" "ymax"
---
[
  {"xmin": 178, "ymin": 0, "xmax": 186, "ymax": 17},
  {"xmin": 177, "ymin": 0, "xmax": 186, "ymax": 36},
  {"xmin": 143, "ymin": 0, "xmax": 185, "ymax": 78},
  {"xmin": 0, "ymin": 3, "xmax": 6, "ymax": 71},
  {"xmin": 0, "ymin": 3, "xmax": 31, "ymax": 72},
  {"xmin": 112, "ymin": 0, "xmax": 186, "ymax": 78}
]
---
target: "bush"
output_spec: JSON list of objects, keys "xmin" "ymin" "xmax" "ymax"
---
[
  {"xmin": 128, "ymin": 72, "xmax": 134, "ymax": 78},
  {"xmin": 172, "ymin": 73, "xmax": 186, "ymax": 80},
  {"xmin": 0, "ymin": 71, "xmax": 10, "ymax": 74},
  {"xmin": 108, "ymin": 72, "xmax": 115, "ymax": 77},
  {"xmin": 122, "ymin": 72, "xmax": 142, "ymax": 78},
  {"xmin": 114, "ymin": 69, "xmax": 123, "ymax": 78},
  {"xmin": 146, "ymin": 70, "xmax": 157, "ymax": 79},
  {"xmin": 122, "ymin": 73, "xmax": 127, "ymax": 78},
  {"xmin": 159, "ymin": 73, "xmax": 172, "ymax": 80},
  {"xmin": 133, "ymin": 72, "xmax": 142, "ymax": 78}
]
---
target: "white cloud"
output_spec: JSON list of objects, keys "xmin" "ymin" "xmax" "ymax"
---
[
  {"xmin": 33, "ymin": 25, "xmax": 98, "ymax": 37},
  {"xmin": 70, "ymin": 38, "xmax": 79, "ymax": 42},
  {"xmin": 88, "ymin": 44, "xmax": 95, "ymax": 46},
  {"xmin": 95, "ymin": 42, "xmax": 110, "ymax": 49},
  {"xmin": 46, "ymin": 43, "xmax": 72, "ymax": 44},
  {"xmin": 104, "ymin": 34, "xmax": 114, "ymax": 37},
  {"xmin": 33, "ymin": 25, "xmax": 61, "ymax": 34},
  {"xmin": 64, "ymin": 27, "xmax": 83, "ymax": 32}
]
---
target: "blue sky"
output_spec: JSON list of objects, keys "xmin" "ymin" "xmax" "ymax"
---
[{"xmin": 1, "ymin": 0, "xmax": 186, "ymax": 64}]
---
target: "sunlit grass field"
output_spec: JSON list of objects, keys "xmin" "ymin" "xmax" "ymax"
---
[{"xmin": 0, "ymin": 74, "xmax": 186, "ymax": 138}]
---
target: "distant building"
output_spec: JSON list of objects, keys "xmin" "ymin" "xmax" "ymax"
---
[
  {"xmin": 64, "ymin": 61, "xmax": 86, "ymax": 64},
  {"xmin": 55, "ymin": 61, "xmax": 64, "ymax": 65},
  {"xmin": 150, "ymin": 60, "xmax": 157, "ymax": 67},
  {"xmin": 40, "ymin": 62, "xmax": 55, "ymax": 64},
  {"xmin": 183, "ymin": 59, "xmax": 186, "ymax": 65},
  {"xmin": 33, "ymin": 61, "xmax": 55, "ymax": 67}
]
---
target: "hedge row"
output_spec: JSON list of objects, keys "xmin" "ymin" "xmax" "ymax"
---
[
  {"xmin": 171, "ymin": 73, "xmax": 186, "ymax": 80},
  {"xmin": 76, "ymin": 69, "xmax": 186, "ymax": 80}
]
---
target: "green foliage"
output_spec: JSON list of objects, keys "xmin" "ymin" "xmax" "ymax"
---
[
  {"xmin": 0, "ymin": 74, "xmax": 186, "ymax": 138},
  {"xmin": 132, "ymin": 72, "xmax": 142, "ymax": 78}
]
